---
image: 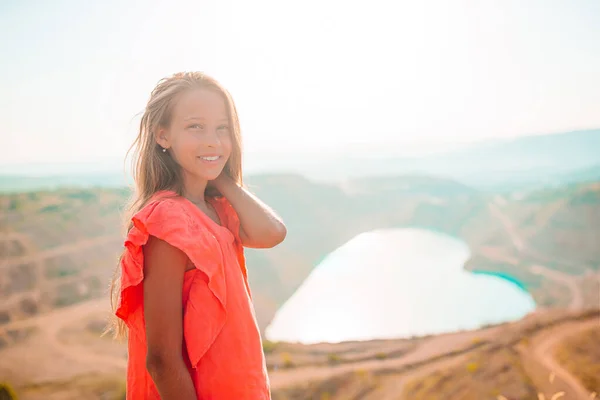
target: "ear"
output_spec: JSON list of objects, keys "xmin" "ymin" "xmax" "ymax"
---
[{"xmin": 155, "ymin": 127, "xmax": 170, "ymax": 150}]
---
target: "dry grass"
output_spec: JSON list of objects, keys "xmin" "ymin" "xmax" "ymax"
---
[
  {"xmin": 554, "ymin": 325, "xmax": 600, "ymax": 393},
  {"xmin": 265, "ymin": 338, "xmax": 417, "ymax": 370},
  {"xmin": 401, "ymin": 345, "xmax": 537, "ymax": 400},
  {"xmin": 16, "ymin": 373, "xmax": 125, "ymax": 400},
  {"xmin": 272, "ymin": 370, "xmax": 379, "ymax": 400}
]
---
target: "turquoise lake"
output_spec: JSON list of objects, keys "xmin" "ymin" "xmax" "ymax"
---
[{"xmin": 265, "ymin": 228, "xmax": 536, "ymax": 344}]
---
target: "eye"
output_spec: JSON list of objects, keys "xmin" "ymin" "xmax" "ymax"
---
[
  {"xmin": 217, "ymin": 124, "xmax": 230, "ymax": 134},
  {"xmin": 188, "ymin": 123, "xmax": 204, "ymax": 130}
]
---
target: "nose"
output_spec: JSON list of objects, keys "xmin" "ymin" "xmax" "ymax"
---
[{"xmin": 204, "ymin": 129, "xmax": 221, "ymax": 148}]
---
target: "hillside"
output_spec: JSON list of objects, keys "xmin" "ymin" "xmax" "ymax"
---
[
  {"xmin": 1, "ymin": 175, "xmax": 599, "ymax": 335},
  {"xmin": 0, "ymin": 299, "xmax": 597, "ymax": 399},
  {"xmin": 1, "ymin": 174, "xmax": 600, "ymax": 399}
]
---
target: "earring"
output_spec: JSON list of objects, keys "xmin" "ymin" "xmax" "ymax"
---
[{"xmin": 162, "ymin": 148, "xmax": 167, "ymax": 153}]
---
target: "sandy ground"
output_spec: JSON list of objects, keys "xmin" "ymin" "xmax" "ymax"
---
[
  {"xmin": 0, "ymin": 298, "xmax": 125, "ymax": 387},
  {"xmin": 518, "ymin": 318, "xmax": 598, "ymax": 400}
]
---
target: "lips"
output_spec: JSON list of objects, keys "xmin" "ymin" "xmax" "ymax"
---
[
  {"xmin": 197, "ymin": 155, "xmax": 222, "ymax": 164},
  {"xmin": 199, "ymin": 155, "xmax": 220, "ymax": 161}
]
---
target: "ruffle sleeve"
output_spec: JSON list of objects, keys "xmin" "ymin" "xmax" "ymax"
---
[{"xmin": 115, "ymin": 195, "xmax": 228, "ymax": 364}]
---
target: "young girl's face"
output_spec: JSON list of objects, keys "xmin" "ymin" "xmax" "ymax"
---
[{"xmin": 161, "ymin": 88, "xmax": 232, "ymax": 183}]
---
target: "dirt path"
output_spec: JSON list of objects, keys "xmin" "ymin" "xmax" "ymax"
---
[
  {"xmin": 519, "ymin": 318, "xmax": 597, "ymax": 400},
  {"xmin": 488, "ymin": 201, "xmax": 526, "ymax": 252},
  {"xmin": 270, "ymin": 314, "xmax": 599, "ymax": 398},
  {"xmin": 486, "ymin": 200, "xmax": 593, "ymax": 398},
  {"xmin": 390, "ymin": 317, "xmax": 598, "ymax": 400},
  {"xmin": 531, "ymin": 265, "xmax": 584, "ymax": 311},
  {"xmin": 42, "ymin": 300, "xmax": 126, "ymax": 370},
  {"xmin": 488, "ymin": 199, "xmax": 585, "ymax": 312},
  {"xmin": 0, "ymin": 298, "xmax": 125, "ymax": 385}
]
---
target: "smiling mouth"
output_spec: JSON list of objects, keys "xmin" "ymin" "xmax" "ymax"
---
[{"xmin": 198, "ymin": 155, "xmax": 221, "ymax": 162}]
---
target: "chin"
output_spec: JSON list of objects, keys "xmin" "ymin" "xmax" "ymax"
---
[
  {"xmin": 197, "ymin": 169, "xmax": 224, "ymax": 182},
  {"xmin": 183, "ymin": 162, "xmax": 226, "ymax": 183}
]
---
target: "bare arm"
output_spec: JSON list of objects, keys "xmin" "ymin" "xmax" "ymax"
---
[
  {"xmin": 143, "ymin": 236, "xmax": 196, "ymax": 400},
  {"xmin": 213, "ymin": 175, "xmax": 287, "ymax": 249}
]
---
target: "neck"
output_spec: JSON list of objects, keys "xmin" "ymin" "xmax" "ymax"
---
[{"xmin": 182, "ymin": 171, "xmax": 208, "ymax": 205}]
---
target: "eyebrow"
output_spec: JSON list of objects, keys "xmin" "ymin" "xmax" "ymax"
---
[{"xmin": 183, "ymin": 116, "xmax": 229, "ymax": 122}]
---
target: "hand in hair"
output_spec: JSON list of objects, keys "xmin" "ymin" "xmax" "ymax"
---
[{"xmin": 211, "ymin": 173, "xmax": 287, "ymax": 249}]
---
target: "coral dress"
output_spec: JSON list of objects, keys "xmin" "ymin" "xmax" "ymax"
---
[{"xmin": 115, "ymin": 191, "xmax": 270, "ymax": 399}]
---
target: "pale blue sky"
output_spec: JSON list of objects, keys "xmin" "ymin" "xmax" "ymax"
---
[{"xmin": 1, "ymin": 0, "xmax": 599, "ymax": 173}]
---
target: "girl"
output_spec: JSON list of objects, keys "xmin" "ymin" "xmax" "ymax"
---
[{"xmin": 108, "ymin": 72, "xmax": 286, "ymax": 399}]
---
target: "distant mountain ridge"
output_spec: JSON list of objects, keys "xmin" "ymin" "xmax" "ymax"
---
[
  {"xmin": 300, "ymin": 129, "xmax": 600, "ymax": 189},
  {"xmin": 0, "ymin": 173, "xmax": 131, "ymax": 193},
  {"xmin": 1, "ymin": 128, "xmax": 598, "ymax": 193}
]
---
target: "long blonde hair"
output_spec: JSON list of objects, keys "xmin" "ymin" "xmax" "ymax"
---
[{"xmin": 107, "ymin": 72, "xmax": 243, "ymax": 339}]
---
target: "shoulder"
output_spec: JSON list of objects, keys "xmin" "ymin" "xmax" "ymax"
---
[
  {"xmin": 126, "ymin": 191, "xmax": 211, "ymax": 249},
  {"xmin": 132, "ymin": 191, "xmax": 187, "ymax": 226}
]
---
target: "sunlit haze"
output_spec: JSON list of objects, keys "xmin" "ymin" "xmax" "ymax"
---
[{"xmin": 2, "ymin": 0, "xmax": 599, "ymax": 174}]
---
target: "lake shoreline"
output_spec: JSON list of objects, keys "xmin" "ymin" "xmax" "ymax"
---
[{"xmin": 265, "ymin": 228, "xmax": 536, "ymax": 344}]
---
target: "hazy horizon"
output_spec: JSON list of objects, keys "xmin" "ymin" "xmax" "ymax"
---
[
  {"xmin": 1, "ymin": 127, "xmax": 599, "ymax": 177},
  {"xmin": 3, "ymin": 0, "xmax": 600, "ymax": 171}
]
